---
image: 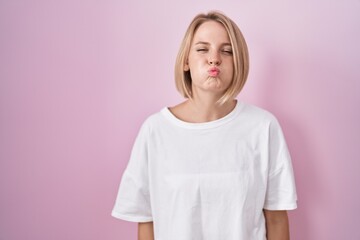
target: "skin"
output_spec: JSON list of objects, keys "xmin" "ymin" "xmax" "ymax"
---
[
  {"xmin": 174, "ymin": 20, "xmax": 237, "ymax": 123},
  {"xmin": 138, "ymin": 20, "xmax": 291, "ymax": 239},
  {"xmin": 264, "ymin": 210, "xmax": 291, "ymax": 240},
  {"xmin": 186, "ymin": 21, "xmax": 234, "ymax": 101},
  {"xmin": 138, "ymin": 222, "xmax": 154, "ymax": 240}
]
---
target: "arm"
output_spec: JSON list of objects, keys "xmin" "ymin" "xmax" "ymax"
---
[
  {"xmin": 263, "ymin": 210, "xmax": 290, "ymax": 240},
  {"xmin": 138, "ymin": 222, "xmax": 154, "ymax": 240}
]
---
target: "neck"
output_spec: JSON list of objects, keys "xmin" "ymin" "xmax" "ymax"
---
[{"xmin": 185, "ymin": 96, "xmax": 237, "ymax": 122}]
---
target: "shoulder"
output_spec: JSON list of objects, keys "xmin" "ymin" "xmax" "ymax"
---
[
  {"xmin": 238, "ymin": 101, "xmax": 279, "ymax": 124},
  {"xmin": 130, "ymin": 109, "xmax": 166, "ymax": 143},
  {"xmin": 137, "ymin": 107, "xmax": 169, "ymax": 132},
  {"xmin": 235, "ymin": 102, "xmax": 288, "ymax": 142}
]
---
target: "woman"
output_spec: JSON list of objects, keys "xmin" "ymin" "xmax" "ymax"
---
[{"xmin": 112, "ymin": 11, "xmax": 297, "ymax": 240}]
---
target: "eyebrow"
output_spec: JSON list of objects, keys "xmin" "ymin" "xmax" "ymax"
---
[{"xmin": 195, "ymin": 41, "xmax": 232, "ymax": 46}]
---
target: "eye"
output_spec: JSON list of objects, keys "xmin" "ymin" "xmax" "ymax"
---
[
  {"xmin": 196, "ymin": 48, "xmax": 208, "ymax": 52},
  {"xmin": 222, "ymin": 49, "xmax": 233, "ymax": 55}
]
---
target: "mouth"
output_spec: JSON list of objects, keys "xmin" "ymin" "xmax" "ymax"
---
[{"xmin": 208, "ymin": 67, "xmax": 220, "ymax": 77}]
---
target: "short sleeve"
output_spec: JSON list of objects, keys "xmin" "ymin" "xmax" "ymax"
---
[
  {"xmin": 263, "ymin": 116, "xmax": 298, "ymax": 210},
  {"xmin": 111, "ymin": 120, "xmax": 153, "ymax": 222}
]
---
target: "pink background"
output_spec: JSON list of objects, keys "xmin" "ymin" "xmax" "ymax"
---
[{"xmin": 1, "ymin": 1, "xmax": 359, "ymax": 239}]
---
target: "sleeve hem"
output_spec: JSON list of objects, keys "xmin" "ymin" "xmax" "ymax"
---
[
  {"xmin": 111, "ymin": 210, "xmax": 153, "ymax": 223},
  {"xmin": 263, "ymin": 202, "xmax": 297, "ymax": 211}
]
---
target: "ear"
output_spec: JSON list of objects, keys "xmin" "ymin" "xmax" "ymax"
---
[{"xmin": 184, "ymin": 60, "xmax": 190, "ymax": 71}]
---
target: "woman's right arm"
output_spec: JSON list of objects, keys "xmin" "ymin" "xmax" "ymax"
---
[{"xmin": 138, "ymin": 222, "xmax": 154, "ymax": 240}]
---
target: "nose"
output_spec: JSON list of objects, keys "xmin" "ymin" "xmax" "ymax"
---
[{"xmin": 208, "ymin": 51, "xmax": 221, "ymax": 65}]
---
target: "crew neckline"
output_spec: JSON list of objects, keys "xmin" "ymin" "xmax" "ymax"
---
[{"xmin": 160, "ymin": 100, "xmax": 243, "ymax": 129}]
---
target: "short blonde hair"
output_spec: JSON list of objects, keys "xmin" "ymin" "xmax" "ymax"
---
[{"xmin": 175, "ymin": 11, "xmax": 249, "ymax": 105}]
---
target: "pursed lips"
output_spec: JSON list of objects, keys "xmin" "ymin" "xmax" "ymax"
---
[{"xmin": 208, "ymin": 67, "xmax": 220, "ymax": 77}]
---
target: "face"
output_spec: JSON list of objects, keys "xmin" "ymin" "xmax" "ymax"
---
[{"xmin": 185, "ymin": 20, "xmax": 234, "ymax": 97}]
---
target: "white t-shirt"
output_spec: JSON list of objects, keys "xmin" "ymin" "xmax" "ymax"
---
[{"xmin": 112, "ymin": 100, "xmax": 297, "ymax": 240}]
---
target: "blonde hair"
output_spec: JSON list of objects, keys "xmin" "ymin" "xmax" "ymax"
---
[{"xmin": 174, "ymin": 11, "xmax": 249, "ymax": 105}]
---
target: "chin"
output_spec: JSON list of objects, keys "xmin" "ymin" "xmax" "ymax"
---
[
  {"xmin": 203, "ymin": 86, "xmax": 227, "ymax": 94},
  {"xmin": 206, "ymin": 79, "xmax": 230, "ymax": 90}
]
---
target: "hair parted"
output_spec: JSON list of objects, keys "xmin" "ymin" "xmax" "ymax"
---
[{"xmin": 174, "ymin": 11, "xmax": 249, "ymax": 105}]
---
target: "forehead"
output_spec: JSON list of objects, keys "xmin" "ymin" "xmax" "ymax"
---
[{"xmin": 192, "ymin": 20, "xmax": 230, "ymax": 42}]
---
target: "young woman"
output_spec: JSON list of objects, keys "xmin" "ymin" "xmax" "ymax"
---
[{"xmin": 112, "ymin": 11, "xmax": 297, "ymax": 240}]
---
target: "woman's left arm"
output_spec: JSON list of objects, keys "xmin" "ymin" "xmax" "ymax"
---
[{"xmin": 263, "ymin": 210, "xmax": 290, "ymax": 240}]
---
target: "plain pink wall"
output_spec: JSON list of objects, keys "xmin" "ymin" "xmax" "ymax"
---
[{"xmin": 1, "ymin": 0, "xmax": 359, "ymax": 239}]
